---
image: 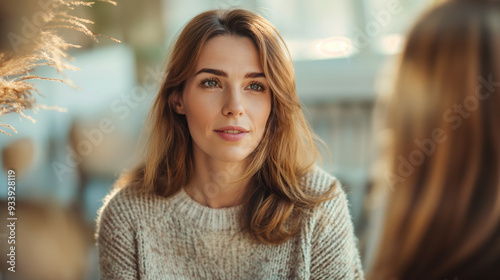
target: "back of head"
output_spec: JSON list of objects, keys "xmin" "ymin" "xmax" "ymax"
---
[{"xmin": 370, "ymin": 0, "xmax": 500, "ymax": 279}]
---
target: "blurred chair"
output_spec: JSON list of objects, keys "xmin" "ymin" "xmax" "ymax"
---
[{"xmin": 0, "ymin": 200, "xmax": 91, "ymax": 280}]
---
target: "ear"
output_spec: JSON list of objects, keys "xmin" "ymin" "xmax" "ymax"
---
[{"xmin": 170, "ymin": 91, "xmax": 186, "ymax": 115}]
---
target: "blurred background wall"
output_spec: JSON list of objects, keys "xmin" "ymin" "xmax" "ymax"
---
[{"xmin": 0, "ymin": 0, "xmax": 435, "ymax": 279}]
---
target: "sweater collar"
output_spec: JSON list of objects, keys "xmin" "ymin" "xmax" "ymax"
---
[{"xmin": 168, "ymin": 188, "xmax": 244, "ymax": 231}]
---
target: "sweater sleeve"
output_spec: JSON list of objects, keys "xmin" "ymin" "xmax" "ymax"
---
[
  {"xmin": 95, "ymin": 188, "xmax": 140, "ymax": 280},
  {"xmin": 310, "ymin": 185, "xmax": 365, "ymax": 280}
]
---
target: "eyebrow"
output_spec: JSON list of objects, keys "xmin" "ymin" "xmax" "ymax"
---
[{"xmin": 194, "ymin": 68, "xmax": 266, "ymax": 79}]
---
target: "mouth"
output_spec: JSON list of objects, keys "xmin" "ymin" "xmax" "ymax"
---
[
  {"xmin": 216, "ymin": 130, "xmax": 245, "ymax": 134},
  {"xmin": 214, "ymin": 126, "xmax": 249, "ymax": 133},
  {"xmin": 214, "ymin": 126, "xmax": 249, "ymax": 141}
]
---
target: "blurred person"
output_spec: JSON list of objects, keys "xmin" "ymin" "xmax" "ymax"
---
[
  {"xmin": 368, "ymin": 0, "xmax": 500, "ymax": 279},
  {"xmin": 96, "ymin": 9, "xmax": 364, "ymax": 279}
]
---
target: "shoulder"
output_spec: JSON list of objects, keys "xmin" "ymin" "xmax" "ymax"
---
[
  {"xmin": 301, "ymin": 167, "xmax": 364, "ymax": 279},
  {"xmin": 301, "ymin": 166, "xmax": 352, "ymax": 230},
  {"xmin": 300, "ymin": 165, "xmax": 343, "ymax": 198},
  {"xmin": 95, "ymin": 185, "xmax": 158, "ymax": 241},
  {"xmin": 97, "ymin": 185, "xmax": 145, "ymax": 220}
]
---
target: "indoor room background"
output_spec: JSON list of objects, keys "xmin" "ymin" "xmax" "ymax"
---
[{"xmin": 0, "ymin": 0, "xmax": 433, "ymax": 279}]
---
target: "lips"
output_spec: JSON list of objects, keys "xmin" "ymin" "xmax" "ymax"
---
[
  {"xmin": 214, "ymin": 126, "xmax": 249, "ymax": 133},
  {"xmin": 214, "ymin": 126, "xmax": 249, "ymax": 141},
  {"xmin": 219, "ymin": 130, "xmax": 243, "ymax": 134}
]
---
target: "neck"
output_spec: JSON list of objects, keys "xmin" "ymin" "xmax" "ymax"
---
[{"xmin": 184, "ymin": 149, "xmax": 251, "ymax": 209}]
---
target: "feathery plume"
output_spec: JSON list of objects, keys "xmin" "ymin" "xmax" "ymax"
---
[{"xmin": 0, "ymin": 0, "xmax": 120, "ymax": 136}]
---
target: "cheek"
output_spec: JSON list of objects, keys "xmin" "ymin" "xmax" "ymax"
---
[
  {"xmin": 249, "ymin": 96, "xmax": 272, "ymax": 132},
  {"xmin": 184, "ymin": 98, "xmax": 205, "ymax": 125},
  {"xmin": 261, "ymin": 95, "xmax": 272, "ymax": 123},
  {"xmin": 183, "ymin": 95, "xmax": 219, "ymax": 132}
]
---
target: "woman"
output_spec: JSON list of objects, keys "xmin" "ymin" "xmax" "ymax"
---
[
  {"xmin": 368, "ymin": 0, "xmax": 500, "ymax": 279},
  {"xmin": 96, "ymin": 9, "xmax": 364, "ymax": 279}
]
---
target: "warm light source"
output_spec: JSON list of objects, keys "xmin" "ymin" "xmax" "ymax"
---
[
  {"xmin": 316, "ymin": 36, "xmax": 356, "ymax": 59},
  {"xmin": 377, "ymin": 34, "xmax": 404, "ymax": 55},
  {"xmin": 285, "ymin": 36, "xmax": 357, "ymax": 60}
]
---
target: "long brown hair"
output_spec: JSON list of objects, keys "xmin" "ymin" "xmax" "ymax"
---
[
  {"xmin": 114, "ymin": 9, "xmax": 336, "ymax": 245},
  {"xmin": 369, "ymin": 0, "xmax": 500, "ymax": 279}
]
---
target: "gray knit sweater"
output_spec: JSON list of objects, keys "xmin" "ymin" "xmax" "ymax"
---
[{"xmin": 95, "ymin": 166, "xmax": 364, "ymax": 279}]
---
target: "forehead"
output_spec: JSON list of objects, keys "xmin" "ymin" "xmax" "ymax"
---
[{"xmin": 195, "ymin": 35, "xmax": 263, "ymax": 74}]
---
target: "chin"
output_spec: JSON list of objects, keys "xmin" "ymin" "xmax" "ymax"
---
[{"xmin": 212, "ymin": 149, "xmax": 252, "ymax": 163}]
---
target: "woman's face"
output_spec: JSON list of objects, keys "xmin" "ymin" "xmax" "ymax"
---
[{"xmin": 175, "ymin": 35, "xmax": 272, "ymax": 164}]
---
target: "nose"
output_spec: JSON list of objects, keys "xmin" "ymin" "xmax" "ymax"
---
[{"xmin": 221, "ymin": 86, "xmax": 244, "ymax": 117}]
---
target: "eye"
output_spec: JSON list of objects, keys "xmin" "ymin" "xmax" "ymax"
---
[
  {"xmin": 201, "ymin": 78, "xmax": 220, "ymax": 88},
  {"xmin": 246, "ymin": 82, "xmax": 266, "ymax": 92}
]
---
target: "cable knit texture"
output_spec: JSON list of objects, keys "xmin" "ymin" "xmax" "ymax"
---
[{"xmin": 95, "ymin": 166, "xmax": 365, "ymax": 279}]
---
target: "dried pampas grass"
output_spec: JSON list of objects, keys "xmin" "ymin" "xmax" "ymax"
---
[{"xmin": 0, "ymin": 0, "xmax": 120, "ymax": 136}]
